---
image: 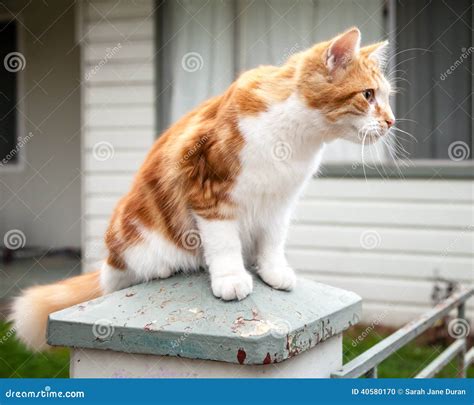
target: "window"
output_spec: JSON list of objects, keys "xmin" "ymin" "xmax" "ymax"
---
[
  {"xmin": 396, "ymin": 0, "xmax": 472, "ymax": 161},
  {"xmin": 0, "ymin": 19, "xmax": 19, "ymax": 166},
  {"xmin": 155, "ymin": 0, "xmax": 473, "ymax": 178},
  {"xmin": 156, "ymin": 0, "xmax": 387, "ymax": 164}
]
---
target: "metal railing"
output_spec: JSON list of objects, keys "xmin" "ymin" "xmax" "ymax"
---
[{"xmin": 331, "ymin": 287, "xmax": 474, "ymax": 378}]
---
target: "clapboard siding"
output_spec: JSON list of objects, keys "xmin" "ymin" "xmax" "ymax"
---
[
  {"xmin": 82, "ymin": 0, "xmax": 155, "ymax": 271},
  {"xmin": 85, "ymin": 106, "xmax": 154, "ymax": 128},
  {"xmin": 84, "ymin": 174, "xmax": 133, "ymax": 195},
  {"xmin": 84, "ymin": 150, "xmax": 148, "ymax": 173},
  {"xmin": 85, "ymin": 63, "xmax": 153, "ymax": 83},
  {"xmin": 85, "ymin": 130, "xmax": 154, "ymax": 149},
  {"xmin": 302, "ymin": 178, "xmax": 473, "ymax": 202},
  {"xmin": 288, "ymin": 178, "xmax": 474, "ymax": 326},
  {"xmin": 86, "ymin": 0, "xmax": 155, "ymax": 21},
  {"xmin": 86, "ymin": 19, "xmax": 153, "ymax": 42},
  {"xmin": 288, "ymin": 224, "xmax": 473, "ymax": 256},
  {"xmin": 295, "ymin": 200, "xmax": 473, "ymax": 229},
  {"xmin": 354, "ymin": 301, "xmax": 463, "ymax": 329},
  {"xmin": 289, "ymin": 249, "xmax": 473, "ymax": 282},
  {"xmin": 85, "ymin": 40, "xmax": 154, "ymax": 62},
  {"xmin": 85, "ymin": 85, "xmax": 154, "ymax": 105},
  {"xmin": 302, "ymin": 273, "xmax": 474, "ymax": 310}
]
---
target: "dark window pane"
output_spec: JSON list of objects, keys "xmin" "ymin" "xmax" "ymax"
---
[
  {"xmin": 0, "ymin": 20, "xmax": 18, "ymax": 164},
  {"xmin": 395, "ymin": 0, "xmax": 472, "ymax": 160}
]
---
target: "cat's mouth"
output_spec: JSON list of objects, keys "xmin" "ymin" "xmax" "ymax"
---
[
  {"xmin": 357, "ymin": 124, "xmax": 388, "ymax": 143},
  {"xmin": 365, "ymin": 132, "xmax": 383, "ymax": 144}
]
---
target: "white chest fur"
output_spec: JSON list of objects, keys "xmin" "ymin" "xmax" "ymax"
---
[
  {"xmin": 232, "ymin": 93, "xmax": 327, "ymax": 256},
  {"xmin": 234, "ymin": 93, "xmax": 326, "ymax": 208}
]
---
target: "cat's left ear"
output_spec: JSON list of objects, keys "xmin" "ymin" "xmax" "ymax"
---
[
  {"xmin": 362, "ymin": 41, "xmax": 390, "ymax": 68},
  {"xmin": 326, "ymin": 27, "xmax": 361, "ymax": 73}
]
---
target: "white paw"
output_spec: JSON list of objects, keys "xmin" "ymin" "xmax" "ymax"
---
[
  {"xmin": 211, "ymin": 272, "xmax": 253, "ymax": 301},
  {"xmin": 259, "ymin": 266, "xmax": 296, "ymax": 291}
]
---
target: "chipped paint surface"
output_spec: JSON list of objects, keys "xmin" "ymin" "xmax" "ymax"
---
[
  {"xmin": 237, "ymin": 349, "xmax": 246, "ymax": 364},
  {"xmin": 263, "ymin": 353, "xmax": 272, "ymax": 364},
  {"xmin": 232, "ymin": 316, "xmax": 282, "ymax": 337},
  {"xmin": 48, "ymin": 271, "xmax": 362, "ymax": 365}
]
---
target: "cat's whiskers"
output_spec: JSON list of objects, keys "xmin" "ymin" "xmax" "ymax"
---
[
  {"xmin": 381, "ymin": 132, "xmax": 406, "ymax": 178},
  {"xmin": 391, "ymin": 126, "xmax": 418, "ymax": 142},
  {"xmin": 394, "ymin": 118, "xmax": 417, "ymax": 123},
  {"xmin": 387, "ymin": 48, "xmax": 432, "ymax": 65},
  {"xmin": 386, "ymin": 130, "xmax": 415, "ymax": 171}
]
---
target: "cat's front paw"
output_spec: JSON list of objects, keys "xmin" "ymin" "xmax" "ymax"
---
[
  {"xmin": 211, "ymin": 272, "xmax": 253, "ymax": 301},
  {"xmin": 258, "ymin": 265, "xmax": 296, "ymax": 291}
]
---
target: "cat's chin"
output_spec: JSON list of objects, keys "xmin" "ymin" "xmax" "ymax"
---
[
  {"xmin": 341, "ymin": 132, "xmax": 382, "ymax": 145},
  {"xmin": 361, "ymin": 133, "xmax": 384, "ymax": 144},
  {"xmin": 344, "ymin": 128, "xmax": 388, "ymax": 145}
]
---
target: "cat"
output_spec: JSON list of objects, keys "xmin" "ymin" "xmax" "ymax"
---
[{"xmin": 10, "ymin": 27, "xmax": 394, "ymax": 351}]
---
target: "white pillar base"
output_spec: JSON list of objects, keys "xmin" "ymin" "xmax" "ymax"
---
[{"xmin": 70, "ymin": 334, "xmax": 342, "ymax": 378}]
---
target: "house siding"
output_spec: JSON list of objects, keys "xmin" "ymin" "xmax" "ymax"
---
[
  {"xmin": 288, "ymin": 178, "xmax": 473, "ymax": 326},
  {"xmin": 1, "ymin": 0, "xmax": 81, "ymax": 249},
  {"xmin": 80, "ymin": 0, "xmax": 473, "ymax": 327},
  {"xmin": 80, "ymin": 0, "xmax": 156, "ymax": 271}
]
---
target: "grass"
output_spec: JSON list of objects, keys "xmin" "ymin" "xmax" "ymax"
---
[
  {"xmin": 0, "ymin": 321, "xmax": 69, "ymax": 378},
  {"xmin": 343, "ymin": 325, "xmax": 474, "ymax": 378},
  {"xmin": 0, "ymin": 320, "xmax": 472, "ymax": 378}
]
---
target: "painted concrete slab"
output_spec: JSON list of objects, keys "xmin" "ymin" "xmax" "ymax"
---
[{"xmin": 48, "ymin": 272, "xmax": 361, "ymax": 365}]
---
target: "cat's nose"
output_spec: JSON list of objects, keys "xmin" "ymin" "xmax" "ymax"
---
[{"xmin": 385, "ymin": 118, "xmax": 395, "ymax": 128}]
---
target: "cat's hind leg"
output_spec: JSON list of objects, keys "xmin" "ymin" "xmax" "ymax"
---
[{"xmin": 100, "ymin": 261, "xmax": 138, "ymax": 294}]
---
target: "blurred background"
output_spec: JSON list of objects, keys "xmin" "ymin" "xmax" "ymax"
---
[{"xmin": 0, "ymin": 0, "xmax": 472, "ymax": 377}]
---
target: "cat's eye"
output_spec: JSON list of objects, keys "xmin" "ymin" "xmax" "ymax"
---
[{"xmin": 363, "ymin": 89, "xmax": 375, "ymax": 103}]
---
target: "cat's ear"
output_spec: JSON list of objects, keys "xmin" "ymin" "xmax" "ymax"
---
[
  {"xmin": 362, "ymin": 41, "xmax": 390, "ymax": 69},
  {"xmin": 326, "ymin": 27, "xmax": 361, "ymax": 73}
]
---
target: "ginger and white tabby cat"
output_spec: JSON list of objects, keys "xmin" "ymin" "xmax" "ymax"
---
[{"xmin": 11, "ymin": 28, "xmax": 395, "ymax": 350}]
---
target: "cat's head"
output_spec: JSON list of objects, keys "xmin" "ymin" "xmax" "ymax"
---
[{"xmin": 297, "ymin": 28, "xmax": 395, "ymax": 144}]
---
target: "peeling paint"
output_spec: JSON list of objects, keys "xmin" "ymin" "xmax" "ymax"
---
[
  {"xmin": 160, "ymin": 299, "xmax": 171, "ymax": 309},
  {"xmin": 47, "ymin": 272, "xmax": 362, "ymax": 365},
  {"xmin": 231, "ymin": 315, "xmax": 285, "ymax": 337},
  {"xmin": 144, "ymin": 320, "xmax": 157, "ymax": 331},
  {"xmin": 263, "ymin": 353, "xmax": 271, "ymax": 365},
  {"xmin": 237, "ymin": 349, "xmax": 246, "ymax": 364}
]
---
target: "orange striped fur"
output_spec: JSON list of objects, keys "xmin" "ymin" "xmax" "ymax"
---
[{"xmin": 11, "ymin": 28, "xmax": 395, "ymax": 351}]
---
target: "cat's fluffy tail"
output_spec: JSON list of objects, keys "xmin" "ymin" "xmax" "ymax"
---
[{"xmin": 9, "ymin": 271, "xmax": 103, "ymax": 351}]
